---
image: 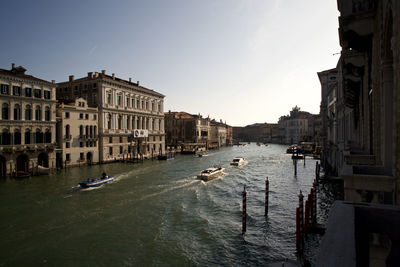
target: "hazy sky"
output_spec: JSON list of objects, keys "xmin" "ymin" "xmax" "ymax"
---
[{"xmin": 0, "ymin": 0, "xmax": 340, "ymax": 126}]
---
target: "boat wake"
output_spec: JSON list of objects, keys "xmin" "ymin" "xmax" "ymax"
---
[{"xmin": 140, "ymin": 179, "xmax": 200, "ymax": 201}]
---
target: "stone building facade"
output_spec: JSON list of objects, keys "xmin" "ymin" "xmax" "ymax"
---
[
  {"xmin": 278, "ymin": 106, "xmax": 314, "ymax": 145},
  {"xmin": 233, "ymin": 123, "xmax": 279, "ymax": 143},
  {"xmin": 0, "ymin": 64, "xmax": 57, "ymax": 176},
  {"xmin": 164, "ymin": 111, "xmax": 210, "ymax": 149},
  {"xmin": 56, "ymin": 98, "xmax": 99, "ymax": 167},
  {"xmin": 210, "ymin": 120, "xmax": 227, "ymax": 149},
  {"xmin": 57, "ymin": 71, "xmax": 165, "ymax": 162},
  {"xmin": 320, "ymin": 0, "xmax": 400, "ymax": 205}
]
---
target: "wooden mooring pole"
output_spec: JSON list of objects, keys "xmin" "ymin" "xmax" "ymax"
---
[
  {"xmin": 242, "ymin": 185, "xmax": 247, "ymax": 234},
  {"xmin": 296, "ymin": 190, "xmax": 304, "ymax": 250},
  {"xmin": 293, "ymin": 159, "xmax": 297, "ymax": 176},
  {"xmin": 265, "ymin": 177, "xmax": 269, "ymax": 216}
]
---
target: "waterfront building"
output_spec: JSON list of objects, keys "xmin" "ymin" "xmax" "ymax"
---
[
  {"xmin": 318, "ymin": 0, "xmax": 400, "ymax": 205},
  {"xmin": 0, "ymin": 64, "xmax": 57, "ymax": 176},
  {"xmin": 319, "ymin": 1, "xmax": 400, "ymax": 264},
  {"xmin": 233, "ymin": 123, "xmax": 279, "ymax": 143},
  {"xmin": 277, "ymin": 106, "xmax": 314, "ymax": 145},
  {"xmin": 56, "ymin": 98, "xmax": 99, "ymax": 168},
  {"xmin": 225, "ymin": 125, "xmax": 233, "ymax": 146},
  {"xmin": 318, "ymin": 68, "xmax": 339, "ymax": 174},
  {"xmin": 57, "ymin": 71, "xmax": 165, "ymax": 162},
  {"xmin": 210, "ymin": 120, "xmax": 227, "ymax": 149},
  {"xmin": 164, "ymin": 111, "xmax": 210, "ymax": 151}
]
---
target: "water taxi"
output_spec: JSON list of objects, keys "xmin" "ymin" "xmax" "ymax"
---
[
  {"xmin": 79, "ymin": 176, "xmax": 114, "ymax": 188},
  {"xmin": 230, "ymin": 157, "xmax": 246, "ymax": 166},
  {"xmin": 197, "ymin": 167, "xmax": 225, "ymax": 181}
]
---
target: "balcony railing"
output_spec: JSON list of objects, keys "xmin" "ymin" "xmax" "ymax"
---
[{"xmin": 65, "ymin": 134, "xmax": 72, "ymax": 140}]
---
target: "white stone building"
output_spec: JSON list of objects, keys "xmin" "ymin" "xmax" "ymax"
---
[
  {"xmin": 57, "ymin": 71, "xmax": 165, "ymax": 162},
  {"xmin": 56, "ymin": 98, "xmax": 99, "ymax": 167},
  {"xmin": 0, "ymin": 64, "xmax": 57, "ymax": 176}
]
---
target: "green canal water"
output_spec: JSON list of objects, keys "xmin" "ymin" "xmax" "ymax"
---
[{"xmin": 0, "ymin": 144, "xmax": 332, "ymax": 266}]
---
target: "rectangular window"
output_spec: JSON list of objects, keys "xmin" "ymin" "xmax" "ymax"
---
[
  {"xmin": 118, "ymin": 95, "xmax": 122, "ymax": 106},
  {"xmin": 109, "ymin": 147, "xmax": 113, "ymax": 155},
  {"xmin": 119, "ymin": 137, "xmax": 123, "ymax": 143},
  {"xmin": 44, "ymin": 90, "xmax": 51, "ymax": 99},
  {"xmin": 93, "ymin": 114, "xmax": 97, "ymax": 120},
  {"xmin": 66, "ymin": 154, "xmax": 70, "ymax": 162},
  {"xmin": 80, "ymin": 153, "xmax": 84, "ymax": 160},
  {"xmin": 1, "ymin": 84, "xmax": 9, "ymax": 94},
  {"xmin": 66, "ymin": 142, "xmax": 70, "ymax": 148},
  {"xmin": 126, "ymin": 98, "xmax": 130, "ymax": 107},
  {"xmin": 34, "ymin": 89, "xmax": 41, "ymax": 98},
  {"xmin": 158, "ymin": 104, "xmax": 161, "ymax": 111},
  {"xmin": 13, "ymin": 86, "xmax": 21, "ymax": 96},
  {"xmin": 152, "ymin": 103, "xmax": 154, "ymax": 111},
  {"xmin": 93, "ymin": 83, "xmax": 97, "ymax": 88},
  {"xmin": 80, "ymin": 142, "xmax": 83, "ymax": 147},
  {"xmin": 86, "ymin": 141, "xmax": 89, "ymax": 147},
  {"xmin": 137, "ymin": 99, "xmax": 139, "ymax": 108},
  {"xmin": 120, "ymin": 146, "xmax": 123, "ymax": 154},
  {"xmin": 65, "ymin": 112, "xmax": 70, "ymax": 118},
  {"xmin": 74, "ymin": 86, "xmax": 78, "ymax": 91},
  {"xmin": 107, "ymin": 93, "xmax": 111, "ymax": 104},
  {"xmin": 85, "ymin": 114, "xmax": 89, "ymax": 120},
  {"xmin": 25, "ymin": 87, "xmax": 32, "ymax": 97},
  {"xmin": 79, "ymin": 113, "xmax": 83, "ymax": 119},
  {"xmin": 109, "ymin": 137, "xmax": 112, "ymax": 143}
]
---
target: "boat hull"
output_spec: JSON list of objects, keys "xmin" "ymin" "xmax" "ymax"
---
[
  {"xmin": 79, "ymin": 176, "xmax": 114, "ymax": 188},
  {"xmin": 197, "ymin": 168, "xmax": 225, "ymax": 181}
]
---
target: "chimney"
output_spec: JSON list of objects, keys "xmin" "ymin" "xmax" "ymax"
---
[
  {"xmin": 11, "ymin": 63, "xmax": 15, "ymax": 69},
  {"xmin": 129, "ymin": 78, "xmax": 132, "ymax": 83},
  {"xmin": 88, "ymin": 72, "xmax": 93, "ymax": 79},
  {"xmin": 137, "ymin": 81, "xmax": 140, "ymax": 86},
  {"xmin": 69, "ymin": 75, "xmax": 74, "ymax": 81},
  {"xmin": 101, "ymin": 70, "xmax": 106, "ymax": 75},
  {"xmin": 95, "ymin": 72, "xmax": 98, "ymax": 78},
  {"xmin": 52, "ymin": 80, "xmax": 55, "ymax": 84},
  {"xmin": 112, "ymin": 73, "xmax": 115, "ymax": 80}
]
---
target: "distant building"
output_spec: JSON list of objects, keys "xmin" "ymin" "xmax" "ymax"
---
[
  {"xmin": 57, "ymin": 71, "xmax": 165, "ymax": 161},
  {"xmin": 0, "ymin": 64, "xmax": 57, "ymax": 176},
  {"xmin": 56, "ymin": 98, "xmax": 99, "ymax": 168},
  {"xmin": 233, "ymin": 123, "xmax": 278, "ymax": 143},
  {"xmin": 164, "ymin": 111, "xmax": 210, "ymax": 150},
  {"xmin": 210, "ymin": 120, "xmax": 227, "ymax": 149},
  {"xmin": 278, "ymin": 106, "xmax": 315, "ymax": 145}
]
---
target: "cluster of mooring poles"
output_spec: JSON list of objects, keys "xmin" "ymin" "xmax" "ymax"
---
[
  {"xmin": 295, "ymin": 161, "xmax": 324, "ymax": 252},
  {"xmin": 241, "ymin": 177, "xmax": 269, "ymax": 235}
]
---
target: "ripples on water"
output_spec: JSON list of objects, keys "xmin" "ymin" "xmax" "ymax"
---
[{"xmin": 0, "ymin": 144, "xmax": 335, "ymax": 266}]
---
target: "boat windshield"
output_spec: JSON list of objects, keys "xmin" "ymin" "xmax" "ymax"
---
[{"xmin": 233, "ymin": 159, "xmax": 240, "ymax": 162}]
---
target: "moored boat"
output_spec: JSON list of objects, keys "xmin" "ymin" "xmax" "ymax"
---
[
  {"xmin": 36, "ymin": 165, "xmax": 50, "ymax": 175},
  {"xmin": 197, "ymin": 167, "xmax": 225, "ymax": 181},
  {"xmin": 79, "ymin": 176, "xmax": 114, "ymax": 188},
  {"xmin": 230, "ymin": 157, "xmax": 246, "ymax": 166},
  {"xmin": 14, "ymin": 171, "xmax": 31, "ymax": 179}
]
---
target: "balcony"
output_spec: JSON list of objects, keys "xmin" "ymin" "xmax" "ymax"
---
[
  {"xmin": 64, "ymin": 134, "xmax": 72, "ymax": 140},
  {"xmin": 79, "ymin": 135, "xmax": 98, "ymax": 141},
  {"xmin": 338, "ymin": 0, "xmax": 375, "ymax": 51}
]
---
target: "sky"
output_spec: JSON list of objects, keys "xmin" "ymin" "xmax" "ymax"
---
[{"xmin": 0, "ymin": 0, "xmax": 341, "ymax": 126}]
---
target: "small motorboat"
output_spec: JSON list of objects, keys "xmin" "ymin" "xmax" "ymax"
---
[
  {"xmin": 79, "ymin": 176, "xmax": 114, "ymax": 188},
  {"xmin": 14, "ymin": 171, "xmax": 31, "ymax": 179},
  {"xmin": 197, "ymin": 167, "xmax": 225, "ymax": 181},
  {"xmin": 230, "ymin": 157, "xmax": 246, "ymax": 166}
]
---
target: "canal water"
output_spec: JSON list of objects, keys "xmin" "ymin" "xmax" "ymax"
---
[{"xmin": 0, "ymin": 144, "xmax": 332, "ymax": 266}]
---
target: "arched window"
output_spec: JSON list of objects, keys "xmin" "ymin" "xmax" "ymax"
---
[
  {"xmin": 44, "ymin": 106, "xmax": 51, "ymax": 121},
  {"xmin": 1, "ymin": 129, "xmax": 11, "ymax": 145},
  {"xmin": 89, "ymin": 126, "xmax": 93, "ymax": 137},
  {"xmin": 25, "ymin": 129, "xmax": 31, "ymax": 144},
  {"xmin": 44, "ymin": 128, "xmax": 51, "ymax": 143},
  {"xmin": 126, "ymin": 116, "xmax": 130, "ymax": 130},
  {"xmin": 94, "ymin": 126, "xmax": 97, "ymax": 137},
  {"xmin": 14, "ymin": 104, "xmax": 21, "ymax": 120},
  {"xmin": 107, "ymin": 114, "xmax": 112, "ymax": 129},
  {"xmin": 14, "ymin": 129, "xmax": 21, "ymax": 145},
  {"xmin": 2, "ymin": 103, "xmax": 9, "ymax": 120},
  {"xmin": 25, "ymin": 105, "xmax": 32, "ymax": 121},
  {"xmin": 35, "ymin": 129, "xmax": 43, "ymax": 144},
  {"xmin": 79, "ymin": 125, "xmax": 83, "ymax": 137},
  {"xmin": 65, "ymin": 124, "xmax": 70, "ymax": 138},
  {"xmin": 85, "ymin": 125, "xmax": 89, "ymax": 137},
  {"xmin": 35, "ymin": 106, "xmax": 41, "ymax": 121}
]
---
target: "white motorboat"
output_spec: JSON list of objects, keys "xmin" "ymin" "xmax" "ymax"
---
[
  {"xmin": 230, "ymin": 157, "xmax": 246, "ymax": 166},
  {"xmin": 197, "ymin": 167, "xmax": 225, "ymax": 181}
]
